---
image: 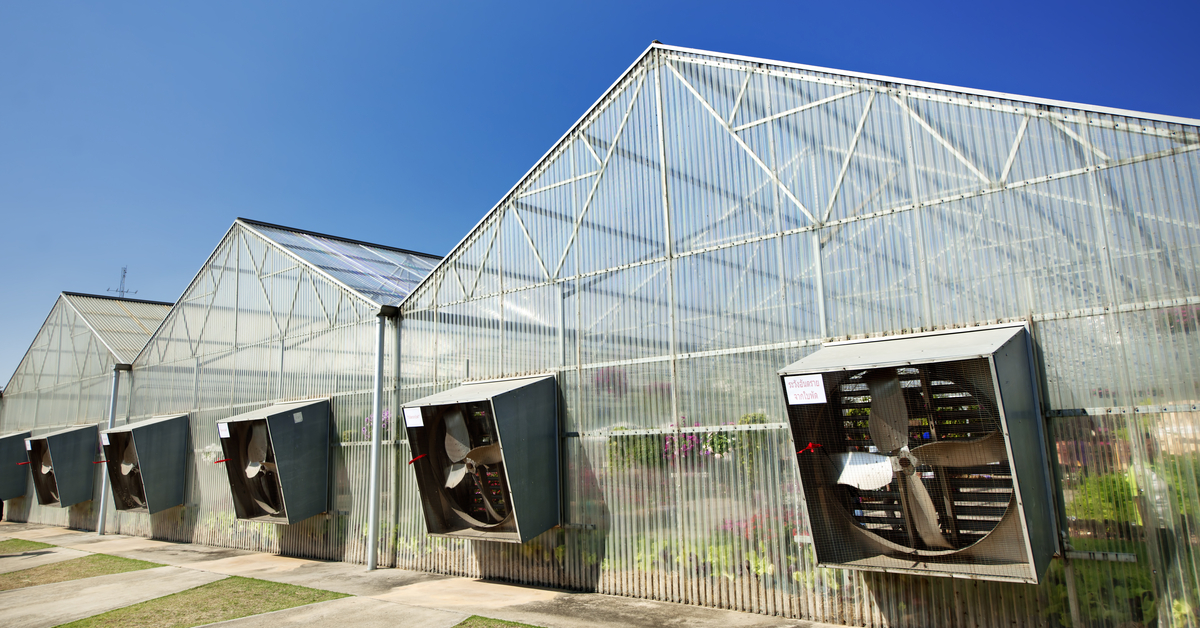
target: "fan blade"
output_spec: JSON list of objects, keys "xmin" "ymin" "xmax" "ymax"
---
[
  {"xmin": 444, "ymin": 409, "xmax": 471, "ymax": 463},
  {"xmin": 253, "ymin": 495, "xmax": 282, "ymax": 515},
  {"xmin": 464, "ymin": 444, "xmax": 502, "ymax": 467},
  {"xmin": 245, "ymin": 423, "xmax": 270, "ymax": 478},
  {"xmin": 831, "ymin": 452, "xmax": 893, "ymax": 490},
  {"xmin": 445, "ymin": 463, "xmax": 468, "ymax": 488},
  {"xmin": 40, "ymin": 450, "xmax": 53, "ymax": 476},
  {"xmin": 120, "ymin": 441, "xmax": 138, "ymax": 476},
  {"xmin": 911, "ymin": 431, "xmax": 1007, "ymax": 467},
  {"xmin": 901, "ymin": 473, "xmax": 952, "ymax": 549},
  {"xmin": 866, "ymin": 371, "xmax": 910, "ymax": 453}
]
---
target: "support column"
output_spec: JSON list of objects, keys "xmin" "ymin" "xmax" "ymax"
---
[
  {"xmin": 367, "ymin": 306, "xmax": 397, "ymax": 570},
  {"xmin": 97, "ymin": 363, "xmax": 131, "ymax": 536}
]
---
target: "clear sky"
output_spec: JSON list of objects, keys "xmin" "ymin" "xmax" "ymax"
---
[{"xmin": 2, "ymin": 1, "xmax": 1198, "ymax": 384}]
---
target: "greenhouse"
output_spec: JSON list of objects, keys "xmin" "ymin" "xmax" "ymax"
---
[
  {"xmin": 0, "ymin": 291, "xmax": 171, "ymax": 527},
  {"xmin": 395, "ymin": 44, "xmax": 1200, "ymax": 627},
  {"xmin": 2, "ymin": 42, "xmax": 1200, "ymax": 628}
]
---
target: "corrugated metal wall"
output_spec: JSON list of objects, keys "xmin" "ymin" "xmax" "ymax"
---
[{"xmin": 396, "ymin": 47, "xmax": 1200, "ymax": 628}]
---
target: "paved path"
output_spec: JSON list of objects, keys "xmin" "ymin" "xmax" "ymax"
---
[
  {"xmin": 0, "ymin": 522, "xmax": 841, "ymax": 628},
  {"xmin": 0, "ymin": 545, "xmax": 89, "ymax": 574},
  {"xmin": 0, "ymin": 565, "xmax": 227, "ymax": 628}
]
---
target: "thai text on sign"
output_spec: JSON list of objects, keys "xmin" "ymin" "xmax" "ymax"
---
[{"xmin": 783, "ymin": 374, "xmax": 826, "ymax": 405}]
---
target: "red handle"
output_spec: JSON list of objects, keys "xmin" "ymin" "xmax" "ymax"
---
[
  {"xmin": 408, "ymin": 454, "xmax": 427, "ymax": 465},
  {"xmin": 213, "ymin": 458, "xmax": 230, "ymax": 464},
  {"xmin": 796, "ymin": 442, "xmax": 823, "ymax": 454}
]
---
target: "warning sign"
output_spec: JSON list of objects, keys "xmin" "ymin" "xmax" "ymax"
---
[{"xmin": 783, "ymin": 374, "xmax": 826, "ymax": 405}]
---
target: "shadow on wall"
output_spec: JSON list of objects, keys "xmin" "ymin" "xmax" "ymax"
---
[{"xmin": 473, "ymin": 439, "xmax": 610, "ymax": 592}]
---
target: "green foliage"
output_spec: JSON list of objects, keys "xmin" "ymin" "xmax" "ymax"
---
[
  {"xmin": 735, "ymin": 412, "xmax": 770, "ymax": 477},
  {"xmin": 1043, "ymin": 539, "xmax": 1158, "ymax": 627},
  {"xmin": 607, "ymin": 427, "xmax": 662, "ymax": 469},
  {"xmin": 1067, "ymin": 472, "xmax": 1140, "ymax": 523}
]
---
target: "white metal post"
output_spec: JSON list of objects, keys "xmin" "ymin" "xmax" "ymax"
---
[
  {"xmin": 97, "ymin": 364, "xmax": 128, "ymax": 536},
  {"xmin": 366, "ymin": 309, "xmax": 392, "ymax": 570}
]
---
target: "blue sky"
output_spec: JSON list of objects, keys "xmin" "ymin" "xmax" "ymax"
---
[{"xmin": 2, "ymin": 1, "xmax": 1198, "ymax": 383}]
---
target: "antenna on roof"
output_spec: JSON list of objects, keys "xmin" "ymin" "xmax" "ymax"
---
[{"xmin": 107, "ymin": 267, "xmax": 138, "ymax": 299}]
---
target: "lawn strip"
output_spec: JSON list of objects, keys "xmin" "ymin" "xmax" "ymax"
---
[
  {"xmin": 0, "ymin": 554, "xmax": 161, "ymax": 591},
  {"xmin": 452, "ymin": 616, "xmax": 546, "ymax": 628},
  {"xmin": 55, "ymin": 575, "xmax": 349, "ymax": 628},
  {"xmin": 0, "ymin": 539, "xmax": 55, "ymax": 554}
]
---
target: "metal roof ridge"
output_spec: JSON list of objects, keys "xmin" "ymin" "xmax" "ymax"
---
[
  {"xmin": 236, "ymin": 217, "xmax": 442, "ymax": 261},
  {"xmin": 652, "ymin": 42, "xmax": 1200, "ymax": 127},
  {"xmin": 59, "ymin": 291, "xmax": 174, "ymax": 307}
]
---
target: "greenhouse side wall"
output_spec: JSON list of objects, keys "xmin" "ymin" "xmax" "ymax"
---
[
  {"xmin": 1, "ymin": 297, "xmax": 133, "ymax": 530},
  {"xmin": 111, "ymin": 223, "xmax": 405, "ymax": 565},
  {"xmin": 396, "ymin": 47, "xmax": 1200, "ymax": 628}
]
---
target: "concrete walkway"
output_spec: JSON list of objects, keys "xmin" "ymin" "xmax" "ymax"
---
[{"xmin": 0, "ymin": 522, "xmax": 839, "ymax": 628}]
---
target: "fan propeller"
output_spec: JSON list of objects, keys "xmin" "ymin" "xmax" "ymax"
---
[
  {"xmin": 118, "ymin": 439, "xmax": 145, "ymax": 508},
  {"xmin": 830, "ymin": 371, "xmax": 1008, "ymax": 550},
  {"xmin": 434, "ymin": 408, "xmax": 510, "ymax": 527},
  {"xmin": 244, "ymin": 423, "xmax": 282, "ymax": 515},
  {"xmin": 40, "ymin": 449, "xmax": 59, "ymax": 501}
]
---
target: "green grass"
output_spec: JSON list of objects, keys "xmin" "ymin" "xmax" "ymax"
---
[
  {"xmin": 0, "ymin": 539, "xmax": 55, "ymax": 554},
  {"xmin": 452, "ymin": 616, "xmax": 545, "ymax": 628},
  {"xmin": 56, "ymin": 576, "xmax": 350, "ymax": 628},
  {"xmin": 0, "ymin": 554, "xmax": 161, "ymax": 591}
]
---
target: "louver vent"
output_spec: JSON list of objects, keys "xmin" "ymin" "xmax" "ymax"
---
[
  {"xmin": 25, "ymin": 425, "xmax": 98, "ymax": 508},
  {"xmin": 216, "ymin": 399, "xmax": 330, "ymax": 524},
  {"xmin": 778, "ymin": 325, "xmax": 1057, "ymax": 583},
  {"xmin": 101, "ymin": 414, "xmax": 189, "ymax": 514},
  {"xmin": 404, "ymin": 375, "xmax": 558, "ymax": 543}
]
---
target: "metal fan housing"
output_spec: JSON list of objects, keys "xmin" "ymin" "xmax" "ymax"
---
[
  {"xmin": 215, "ymin": 399, "xmax": 330, "ymax": 524},
  {"xmin": 0, "ymin": 431, "xmax": 32, "ymax": 502},
  {"xmin": 778, "ymin": 325, "xmax": 1057, "ymax": 584},
  {"xmin": 101, "ymin": 414, "xmax": 189, "ymax": 514},
  {"xmin": 403, "ymin": 375, "xmax": 558, "ymax": 544},
  {"xmin": 24, "ymin": 424, "xmax": 98, "ymax": 508}
]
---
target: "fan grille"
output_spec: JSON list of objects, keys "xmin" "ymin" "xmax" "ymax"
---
[{"xmin": 834, "ymin": 362, "xmax": 1014, "ymax": 551}]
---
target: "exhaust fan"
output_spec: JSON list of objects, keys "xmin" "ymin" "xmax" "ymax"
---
[
  {"xmin": 25, "ymin": 425, "xmax": 99, "ymax": 508},
  {"xmin": 778, "ymin": 325, "xmax": 1057, "ymax": 583},
  {"xmin": 101, "ymin": 414, "xmax": 189, "ymax": 514},
  {"xmin": 403, "ymin": 375, "xmax": 558, "ymax": 543},
  {"xmin": 0, "ymin": 431, "xmax": 32, "ymax": 502},
  {"xmin": 216, "ymin": 399, "xmax": 330, "ymax": 524}
]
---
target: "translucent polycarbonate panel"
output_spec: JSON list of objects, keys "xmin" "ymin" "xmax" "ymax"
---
[
  {"xmin": 398, "ymin": 45, "xmax": 1200, "ymax": 626},
  {"xmin": 244, "ymin": 220, "xmax": 441, "ymax": 307},
  {"xmin": 0, "ymin": 294, "xmax": 144, "ymax": 528},
  {"xmin": 61, "ymin": 294, "xmax": 172, "ymax": 363},
  {"xmin": 71, "ymin": 222, "xmax": 400, "ymax": 566}
]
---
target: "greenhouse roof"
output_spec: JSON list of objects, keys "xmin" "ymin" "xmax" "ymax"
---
[
  {"xmin": 239, "ymin": 218, "xmax": 442, "ymax": 308},
  {"xmin": 59, "ymin": 292, "xmax": 173, "ymax": 364}
]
